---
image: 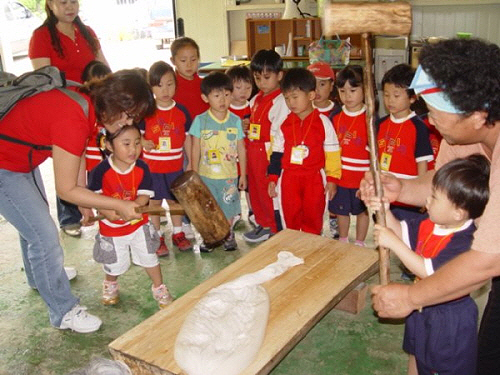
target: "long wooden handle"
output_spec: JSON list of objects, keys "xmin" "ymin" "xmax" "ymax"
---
[
  {"xmin": 362, "ymin": 33, "xmax": 391, "ymax": 285},
  {"xmin": 88, "ymin": 203, "xmax": 185, "ymax": 224}
]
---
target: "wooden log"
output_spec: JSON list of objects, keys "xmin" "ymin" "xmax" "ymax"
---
[
  {"xmin": 171, "ymin": 170, "xmax": 230, "ymax": 247},
  {"xmin": 323, "ymin": 1, "xmax": 412, "ymax": 36},
  {"xmin": 109, "ymin": 230, "xmax": 379, "ymax": 375}
]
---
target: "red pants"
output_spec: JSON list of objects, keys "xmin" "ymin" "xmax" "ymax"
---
[
  {"xmin": 278, "ymin": 169, "xmax": 325, "ymax": 235},
  {"xmin": 247, "ymin": 142, "xmax": 277, "ymax": 232}
]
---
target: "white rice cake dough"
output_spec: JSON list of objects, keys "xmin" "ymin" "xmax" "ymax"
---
[{"xmin": 174, "ymin": 251, "xmax": 304, "ymax": 375}]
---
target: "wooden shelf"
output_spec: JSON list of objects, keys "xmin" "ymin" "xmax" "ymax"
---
[
  {"xmin": 246, "ymin": 17, "xmax": 321, "ymax": 60},
  {"xmin": 246, "ymin": 17, "xmax": 363, "ymax": 61}
]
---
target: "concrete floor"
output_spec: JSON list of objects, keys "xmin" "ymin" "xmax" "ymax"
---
[{"xmin": 0, "ymin": 159, "xmax": 489, "ymax": 375}]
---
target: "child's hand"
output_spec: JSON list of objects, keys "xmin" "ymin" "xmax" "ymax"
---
[
  {"xmin": 242, "ymin": 118, "xmax": 250, "ymax": 133},
  {"xmin": 367, "ymin": 196, "xmax": 390, "ymax": 213},
  {"xmin": 142, "ymin": 139, "xmax": 155, "ymax": 152},
  {"xmin": 325, "ymin": 182, "xmax": 337, "ymax": 200},
  {"xmin": 115, "ymin": 200, "xmax": 141, "ymax": 222},
  {"xmin": 373, "ymin": 224, "xmax": 401, "ymax": 250},
  {"xmin": 238, "ymin": 175, "xmax": 247, "ymax": 191},
  {"xmin": 98, "ymin": 208, "xmax": 121, "ymax": 222},
  {"xmin": 79, "ymin": 207, "xmax": 95, "ymax": 226},
  {"xmin": 268, "ymin": 181, "xmax": 277, "ymax": 198}
]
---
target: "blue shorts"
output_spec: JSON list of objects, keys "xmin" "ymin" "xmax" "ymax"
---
[
  {"xmin": 200, "ymin": 176, "xmax": 241, "ymax": 220},
  {"xmin": 150, "ymin": 170, "xmax": 184, "ymax": 201},
  {"xmin": 329, "ymin": 186, "xmax": 366, "ymax": 216},
  {"xmin": 403, "ymin": 297, "xmax": 478, "ymax": 375}
]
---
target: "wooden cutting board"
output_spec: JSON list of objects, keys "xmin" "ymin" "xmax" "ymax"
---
[{"xmin": 109, "ymin": 229, "xmax": 379, "ymax": 375}]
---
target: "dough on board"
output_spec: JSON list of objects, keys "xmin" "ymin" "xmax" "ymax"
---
[{"xmin": 174, "ymin": 251, "xmax": 304, "ymax": 375}]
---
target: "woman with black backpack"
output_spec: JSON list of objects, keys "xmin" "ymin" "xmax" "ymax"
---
[{"xmin": 0, "ymin": 70, "xmax": 154, "ymax": 333}]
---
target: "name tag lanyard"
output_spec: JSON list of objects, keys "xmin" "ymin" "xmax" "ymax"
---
[
  {"xmin": 380, "ymin": 121, "xmax": 404, "ymax": 170},
  {"xmin": 203, "ymin": 116, "xmax": 223, "ymax": 164},
  {"xmin": 154, "ymin": 109, "xmax": 174, "ymax": 150},
  {"xmin": 291, "ymin": 114, "xmax": 314, "ymax": 163},
  {"xmin": 249, "ymin": 98, "xmax": 273, "ymax": 140},
  {"xmin": 113, "ymin": 166, "xmax": 136, "ymax": 200},
  {"xmin": 338, "ymin": 111, "xmax": 359, "ymax": 146}
]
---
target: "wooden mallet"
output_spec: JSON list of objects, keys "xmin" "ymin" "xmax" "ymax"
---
[{"xmin": 323, "ymin": 1, "xmax": 412, "ymax": 285}]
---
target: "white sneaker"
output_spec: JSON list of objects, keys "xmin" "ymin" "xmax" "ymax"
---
[
  {"xmin": 181, "ymin": 222, "xmax": 195, "ymax": 239},
  {"xmin": 64, "ymin": 267, "xmax": 77, "ymax": 281},
  {"xmin": 59, "ymin": 305, "xmax": 102, "ymax": 333}
]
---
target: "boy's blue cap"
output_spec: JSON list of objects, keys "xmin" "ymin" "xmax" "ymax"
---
[{"xmin": 410, "ymin": 65, "xmax": 463, "ymax": 114}]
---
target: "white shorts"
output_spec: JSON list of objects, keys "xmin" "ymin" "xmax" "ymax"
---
[{"xmin": 93, "ymin": 223, "xmax": 160, "ymax": 276}]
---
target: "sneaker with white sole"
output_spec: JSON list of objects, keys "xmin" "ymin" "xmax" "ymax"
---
[
  {"xmin": 58, "ymin": 305, "xmax": 102, "ymax": 333},
  {"xmin": 223, "ymin": 231, "xmax": 237, "ymax": 251},
  {"xmin": 61, "ymin": 225, "xmax": 81, "ymax": 238},
  {"xmin": 231, "ymin": 214, "xmax": 242, "ymax": 230},
  {"xmin": 64, "ymin": 267, "xmax": 77, "ymax": 281},
  {"xmin": 152, "ymin": 284, "xmax": 174, "ymax": 309},
  {"xmin": 181, "ymin": 222, "xmax": 195, "ymax": 239},
  {"xmin": 243, "ymin": 225, "xmax": 272, "ymax": 243}
]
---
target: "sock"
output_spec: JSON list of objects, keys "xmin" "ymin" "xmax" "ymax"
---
[
  {"xmin": 173, "ymin": 226, "xmax": 182, "ymax": 234},
  {"xmin": 339, "ymin": 236, "xmax": 349, "ymax": 243},
  {"xmin": 355, "ymin": 240, "xmax": 366, "ymax": 247}
]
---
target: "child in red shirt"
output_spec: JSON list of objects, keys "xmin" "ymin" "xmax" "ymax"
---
[
  {"xmin": 88, "ymin": 125, "xmax": 173, "ymax": 309},
  {"xmin": 329, "ymin": 65, "xmax": 370, "ymax": 246},
  {"xmin": 226, "ymin": 65, "xmax": 255, "ymax": 227},
  {"xmin": 140, "ymin": 61, "xmax": 193, "ymax": 256},
  {"xmin": 171, "ymin": 37, "xmax": 209, "ymax": 121},
  {"xmin": 170, "ymin": 37, "xmax": 206, "ymax": 238},
  {"xmin": 243, "ymin": 50, "xmax": 289, "ymax": 242},
  {"xmin": 268, "ymin": 68, "xmax": 341, "ymax": 235},
  {"xmin": 376, "ymin": 64, "xmax": 433, "ymax": 222},
  {"xmin": 83, "ymin": 61, "xmax": 112, "ymax": 173}
]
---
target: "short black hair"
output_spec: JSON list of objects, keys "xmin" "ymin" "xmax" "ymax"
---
[
  {"xmin": 419, "ymin": 38, "xmax": 500, "ymax": 125},
  {"xmin": 148, "ymin": 61, "xmax": 175, "ymax": 87},
  {"xmin": 381, "ymin": 63, "xmax": 415, "ymax": 96},
  {"xmin": 226, "ymin": 65, "xmax": 253, "ymax": 85},
  {"xmin": 81, "ymin": 60, "xmax": 111, "ymax": 83},
  {"xmin": 200, "ymin": 72, "xmax": 233, "ymax": 96},
  {"xmin": 432, "ymin": 153, "xmax": 490, "ymax": 219},
  {"xmin": 281, "ymin": 68, "xmax": 316, "ymax": 94},
  {"xmin": 105, "ymin": 124, "xmax": 141, "ymax": 151},
  {"xmin": 250, "ymin": 49, "xmax": 283, "ymax": 74},
  {"xmin": 336, "ymin": 65, "xmax": 364, "ymax": 88},
  {"xmin": 171, "ymin": 37, "xmax": 200, "ymax": 59}
]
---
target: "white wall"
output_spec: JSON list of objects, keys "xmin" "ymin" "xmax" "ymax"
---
[
  {"xmin": 412, "ymin": 3, "xmax": 500, "ymax": 45},
  {"xmin": 175, "ymin": 0, "xmax": 229, "ymax": 61}
]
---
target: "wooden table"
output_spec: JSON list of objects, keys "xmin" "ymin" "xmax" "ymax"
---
[{"xmin": 109, "ymin": 229, "xmax": 379, "ymax": 375}]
